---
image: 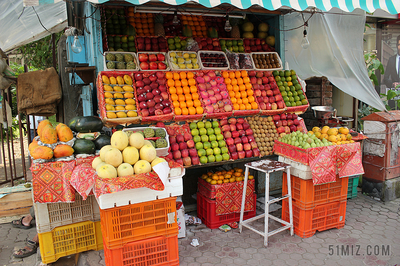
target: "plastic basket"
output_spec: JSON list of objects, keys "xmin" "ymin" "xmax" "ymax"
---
[
  {"xmin": 347, "ymin": 175, "xmax": 359, "ymax": 199},
  {"xmin": 282, "ymin": 172, "xmax": 348, "ymax": 209},
  {"xmin": 167, "ymin": 51, "xmax": 201, "ymax": 70},
  {"xmin": 103, "ymin": 52, "xmax": 139, "ymax": 71},
  {"xmin": 38, "ymin": 221, "xmax": 103, "ymax": 264},
  {"xmin": 196, "ymin": 192, "xmax": 256, "ymax": 229},
  {"xmin": 250, "ymin": 52, "xmax": 283, "ymax": 71},
  {"xmin": 100, "ymin": 197, "xmax": 178, "ymax": 249},
  {"xmin": 281, "ymin": 199, "xmax": 347, "ymax": 238},
  {"xmin": 137, "ymin": 52, "xmax": 170, "ymax": 71},
  {"xmin": 34, "ymin": 193, "xmax": 100, "ymax": 233},
  {"xmin": 103, "ymin": 235, "xmax": 179, "ymax": 266},
  {"xmin": 198, "ymin": 50, "xmax": 230, "ymax": 70}
]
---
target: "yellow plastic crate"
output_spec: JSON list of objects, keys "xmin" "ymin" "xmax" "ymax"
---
[{"xmin": 38, "ymin": 220, "xmax": 103, "ymax": 264}]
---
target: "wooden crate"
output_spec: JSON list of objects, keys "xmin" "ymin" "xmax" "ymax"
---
[{"xmin": 0, "ymin": 191, "xmax": 33, "ymax": 218}]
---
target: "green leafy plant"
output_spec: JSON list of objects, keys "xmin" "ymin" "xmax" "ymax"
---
[{"xmin": 364, "ymin": 52, "xmax": 384, "ymax": 86}]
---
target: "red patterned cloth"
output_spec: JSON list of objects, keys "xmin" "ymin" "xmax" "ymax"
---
[
  {"xmin": 94, "ymin": 171, "xmax": 165, "ymax": 198},
  {"xmin": 31, "ymin": 161, "xmax": 76, "ymax": 203},
  {"xmin": 75, "ymin": 155, "xmax": 97, "ymax": 166},
  {"xmin": 274, "ymin": 141, "xmax": 364, "ymax": 185},
  {"xmin": 198, "ymin": 179, "xmax": 255, "ymax": 215},
  {"xmin": 70, "ymin": 163, "xmax": 96, "ymax": 200}
]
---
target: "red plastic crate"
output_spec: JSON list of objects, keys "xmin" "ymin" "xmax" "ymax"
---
[
  {"xmin": 100, "ymin": 197, "xmax": 178, "ymax": 249},
  {"xmin": 281, "ymin": 199, "xmax": 347, "ymax": 238},
  {"xmin": 197, "ymin": 192, "xmax": 256, "ymax": 229},
  {"xmin": 104, "ymin": 235, "xmax": 179, "ymax": 266},
  {"xmin": 282, "ymin": 172, "xmax": 349, "ymax": 209}
]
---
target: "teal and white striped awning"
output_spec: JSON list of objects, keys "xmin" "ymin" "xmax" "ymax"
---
[{"xmin": 27, "ymin": 0, "xmax": 400, "ymax": 15}]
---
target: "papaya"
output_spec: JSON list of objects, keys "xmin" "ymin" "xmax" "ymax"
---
[
  {"xmin": 207, "ymin": 27, "xmax": 218, "ymax": 38},
  {"xmin": 30, "ymin": 145, "xmax": 53, "ymax": 160},
  {"xmin": 125, "ymin": 25, "xmax": 136, "ymax": 36},
  {"xmin": 40, "ymin": 124, "xmax": 58, "ymax": 144},
  {"xmin": 56, "ymin": 124, "xmax": 74, "ymax": 142},
  {"xmin": 53, "ymin": 144, "xmax": 74, "ymax": 158},
  {"xmin": 28, "ymin": 139, "xmax": 39, "ymax": 153},
  {"xmin": 183, "ymin": 25, "xmax": 193, "ymax": 37},
  {"xmin": 37, "ymin": 120, "xmax": 52, "ymax": 138}
]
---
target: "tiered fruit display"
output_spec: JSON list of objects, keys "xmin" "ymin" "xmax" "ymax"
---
[
  {"xmin": 310, "ymin": 126, "xmax": 354, "ymax": 145},
  {"xmin": 181, "ymin": 15, "xmax": 207, "ymax": 37},
  {"xmin": 190, "ymin": 120, "xmax": 230, "ymax": 164},
  {"xmin": 273, "ymin": 70, "xmax": 309, "ymax": 107},
  {"xmin": 166, "ymin": 71, "xmax": 204, "ymax": 116},
  {"xmin": 196, "ymin": 71, "xmax": 233, "ymax": 115},
  {"xmin": 247, "ymin": 71, "xmax": 285, "ymax": 111},
  {"xmin": 220, "ymin": 117, "xmax": 260, "ymax": 159},
  {"xmin": 219, "ymin": 39, "xmax": 245, "ymax": 53},
  {"xmin": 273, "ymin": 113, "xmax": 303, "ymax": 135},
  {"xmin": 103, "ymin": 8, "xmax": 127, "ymax": 36},
  {"xmin": 102, "ymin": 74, "xmax": 138, "ymax": 119},
  {"xmin": 244, "ymin": 38, "xmax": 274, "ymax": 53},
  {"xmin": 167, "ymin": 129, "xmax": 199, "ymax": 166},
  {"xmin": 169, "ymin": 51, "xmax": 200, "ymax": 70},
  {"xmin": 201, "ymin": 167, "xmax": 253, "ymax": 185},
  {"xmin": 29, "ymin": 120, "xmax": 75, "ymax": 160},
  {"xmin": 222, "ymin": 70, "xmax": 258, "ymax": 111},
  {"xmin": 247, "ymin": 116, "xmax": 279, "ymax": 157},
  {"xmin": 104, "ymin": 52, "xmax": 137, "ymax": 70},
  {"xmin": 134, "ymin": 72, "xmax": 173, "ymax": 117},
  {"xmin": 195, "ymin": 38, "xmax": 221, "ymax": 51},
  {"xmin": 167, "ymin": 37, "xmax": 188, "ymax": 51},
  {"xmin": 93, "ymin": 130, "xmax": 167, "ymax": 178},
  {"xmin": 136, "ymin": 37, "xmax": 168, "ymax": 52},
  {"xmin": 251, "ymin": 53, "xmax": 282, "ymax": 70},
  {"xmin": 279, "ymin": 131, "xmax": 334, "ymax": 149},
  {"xmin": 137, "ymin": 53, "xmax": 168, "ymax": 70},
  {"xmin": 199, "ymin": 51, "xmax": 229, "ymax": 69},
  {"xmin": 127, "ymin": 12, "xmax": 155, "ymax": 36}
]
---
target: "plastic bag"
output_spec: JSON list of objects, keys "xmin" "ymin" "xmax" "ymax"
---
[
  {"xmin": 186, "ymin": 38, "xmax": 199, "ymax": 52},
  {"xmin": 225, "ymin": 49, "xmax": 239, "ymax": 69},
  {"xmin": 239, "ymin": 54, "xmax": 254, "ymax": 69}
]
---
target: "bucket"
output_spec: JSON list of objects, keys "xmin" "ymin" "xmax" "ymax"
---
[{"xmin": 311, "ymin": 106, "xmax": 336, "ymax": 119}]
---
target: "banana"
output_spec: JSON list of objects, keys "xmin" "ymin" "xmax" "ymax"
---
[
  {"xmin": 109, "ymin": 76, "xmax": 117, "ymax": 84},
  {"xmin": 123, "ymin": 75, "xmax": 133, "ymax": 85},
  {"xmin": 123, "ymin": 85, "xmax": 134, "ymax": 92},
  {"xmin": 102, "ymin": 75, "xmax": 110, "ymax": 84},
  {"xmin": 116, "ymin": 76, "xmax": 124, "ymax": 85}
]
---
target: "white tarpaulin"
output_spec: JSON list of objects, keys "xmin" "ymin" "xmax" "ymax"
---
[
  {"xmin": 0, "ymin": 0, "xmax": 67, "ymax": 52},
  {"xmin": 284, "ymin": 8, "xmax": 386, "ymax": 111}
]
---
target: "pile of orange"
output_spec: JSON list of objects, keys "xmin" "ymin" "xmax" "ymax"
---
[
  {"xmin": 200, "ymin": 168, "xmax": 254, "ymax": 185},
  {"xmin": 166, "ymin": 71, "xmax": 204, "ymax": 116},
  {"xmin": 222, "ymin": 70, "xmax": 258, "ymax": 111},
  {"xmin": 181, "ymin": 15, "xmax": 207, "ymax": 37},
  {"xmin": 127, "ymin": 9, "xmax": 154, "ymax": 36}
]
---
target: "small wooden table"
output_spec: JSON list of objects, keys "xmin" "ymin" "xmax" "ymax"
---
[{"xmin": 239, "ymin": 159, "xmax": 294, "ymax": 247}]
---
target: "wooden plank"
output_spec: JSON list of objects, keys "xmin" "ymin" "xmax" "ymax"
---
[
  {"xmin": 0, "ymin": 206, "xmax": 31, "ymax": 217},
  {"xmin": 0, "ymin": 191, "xmax": 33, "ymax": 218}
]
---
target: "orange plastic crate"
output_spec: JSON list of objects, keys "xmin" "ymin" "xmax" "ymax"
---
[
  {"xmin": 100, "ymin": 197, "xmax": 178, "ymax": 249},
  {"xmin": 281, "ymin": 199, "xmax": 347, "ymax": 238},
  {"xmin": 282, "ymin": 172, "xmax": 348, "ymax": 209},
  {"xmin": 103, "ymin": 235, "xmax": 179, "ymax": 266},
  {"xmin": 197, "ymin": 192, "xmax": 256, "ymax": 229}
]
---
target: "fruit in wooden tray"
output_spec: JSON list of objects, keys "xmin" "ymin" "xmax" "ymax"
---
[
  {"xmin": 166, "ymin": 71, "xmax": 204, "ymax": 116},
  {"xmin": 190, "ymin": 120, "xmax": 230, "ymax": 164},
  {"xmin": 247, "ymin": 70, "xmax": 285, "ymax": 111},
  {"xmin": 199, "ymin": 52, "xmax": 228, "ymax": 68},
  {"xmin": 169, "ymin": 51, "xmax": 200, "ymax": 70},
  {"xmin": 279, "ymin": 131, "xmax": 334, "ymax": 149},
  {"xmin": 273, "ymin": 70, "xmax": 308, "ymax": 107},
  {"xmin": 219, "ymin": 117, "xmax": 260, "ymax": 159},
  {"xmin": 247, "ymin": 116, "xmax": 278, "ymax": 157},
  {"xmin": 196, "ymin": 71, "xmax": 232, "ymax": 114},
  {"xmin": 222, "ymin": 70, "xmax": 258, "ymax": 111},
  {"xmin": 137, "ymin": 53, "xmax": 167, "ymax": 70},
  {"xmin": 136, "ymin": 36, "xmax": 168, "ymax": 52},
  {"xmin": 134, "ymin": 72, "xmax": 173, "ymax": 117},
  {"xmin": 195, "ymin": 37, "xmax": 221, "ymax": 51},
  {"xmin": 273, "ymin": 113, "xmax": 303, "ymax": 136},
  {"xmin": 105, "ymin": 52, "xmax": 137, "ymax": 70},
  {"xmin": 252, "ymin": 53, "xmax": 281, "ymax": 69},
  {"xmin": 310, "ymin": 126, "xmax": 354, "ymax": 145},
  {"xmin": 244, "ymin": 38, "xmax": 274, "ymax": 53}
]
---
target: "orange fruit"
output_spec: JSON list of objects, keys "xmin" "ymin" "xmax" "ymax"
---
[
  {"xmin": 196, "ymin": 106, "xmax": 203, "ymax": 114},
  {"xmin": 230, "ymin": 97, "xmax": 237, "ymax": 104},
  {"xmin": 172, "ymin": 101, "xmax": 180, "ymax": 108},
  {"xmin": 233, "ymin": 103, "xmax": 240, "ymax": 110},
  {"xmin": 167, "ymin": 79, "xmax": 175, "ymax": 87},
  {"xmin": 187, "ymin": 72, "xmax": 194, "ymax": 79},
  {"xmin": 245, "ymin": 103, "xmax": 252, "ymax": 110},
  {"xmin": 175, "ymin": 80, "xmax": 182, "ymax": 87},
  {"xmin": 174, "ymin": 107, "xmax": 182, "ymax": 115},
  {"xmin": 176, "ymin": 87, "xmax": 183, "ymax": 95},
  {"xmin": 251, "ymin": 102, "xmax": 258, "ymax": 109},
  {"xmin": 180, "ymin": 101, "xmax": 187, "ymax": 109},
  {"xmin": 188, "ymin": 106, "xmax": 196, "ymax": 115},
  {"xmin": 182, "ymin": 108, "xmax": 189, "ymax": 115},
  {"xmin": 186, "ymin": 100, "xmax": 194, "ymax": 107},
  {"xmin": 242, "ymin": 98, "xmax": 249, "ymax": 105},
  {"xmin": 241, "ymin": 91, "xmax": 248, "ymax": 98},
  {"xmin": 229, "ymin": 91, "xmax": 235, "ymax": 98},
  {"xmin": 194, "ymin": 99, "xmax": 201, "ymax": 107},
  {"xmin": 180, "ymin": 72, "xmax": 187, "ymax": 80},
  {"xmin": 241, "ymin": 70, "xmax": 248, "ymax": 77},
  {"xmin": 173, "ymin": 72, "xmax": 180, "ymax": 80},
  {"xmin": 222, "ymin": 72, "xmax": 229, "ymax": 78},
  {"xmin": 225, "ymin": 78, "xmax": 231, "ymax": 85},
  {"xmin": 243, "ymin": 77, "xmax": 250, "ymax": 84},
  {"xmin": 166, "ymin": 72, "xmax": 173, "ymax": 79},
  {"xmin": 182, "ymin": 86, "xmax": 190, "ymax": 95},
  {"xmin": 235, "ymin": 91, "xmax": 241, "ymax": 98},
  {"xmin": 247, "ymin": 89, "xmax": 254, "ymax": 96},
  {"xmin": 235, "ymin": 71, "xmax": 241, "ymax": 78},
  {"xmin": 171, "ymin": 94, "xmax": 178, "ymax": 101},
  {"xmin": 231, "ymin": 79, "xmax": 238, "ymax": 86},
  {"xmin": 237, "ymin": 78, "xmax": 244, "ymax": 85},
  {"xmin": 248, "ymin": 95, "xmax": 255, "ymax": 103},
  {"xmin": 178, "ymin": 94, "xmax": 186, "ymax": 102},
  {"xmin": 185, "ymin": 94, "xmax": 192, "ymax": 101},
  {"xmin": 169, "ymin": 87, "xmax": 176, "ymax": 94},
  {"xmin": 239, "ymin": 104, "xmax": 246, "ymax": 110},
  {"xmin": 190, "ymin": 86, "xmax": 197, "ymax": 93},
  {"xmin": 237, "ymin": 98, "xmax": 243, "ymax": 105},
  {"xmin": 188, "ymin": 79, "xmax": 196, "ymax": 86},
  {"xmin": 239, "ymin": 84, "xmax": 246, "ymax": 91},
  {"xmin": 229, "ymin": 72, "xmax": 236, "ymax": 79},
  {"xmin": 192, "ymin": 92, "xmax": 199, "ymax": 100},
  {"xmin": 226, "ymin": 84, "xmax": 233, "ymax": 91},
  {"xmin": 245, "ymin": 83, "xmax": 252, "ymax": 90},
  {"xmin": 232, "ymin": 85, "xmax": 239, "ymax": 92}
]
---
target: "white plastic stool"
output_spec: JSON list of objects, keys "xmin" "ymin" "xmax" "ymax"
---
[{"xmin": 239, "ymin": 159, "xmax": 294, "ymax": 247}]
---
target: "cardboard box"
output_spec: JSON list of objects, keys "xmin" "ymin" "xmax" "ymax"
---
[{"xmin": 176, "ymin": 197, "xmax": 186, "ymax": 238}]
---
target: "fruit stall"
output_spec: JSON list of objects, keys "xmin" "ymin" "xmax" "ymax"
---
[{"xmin": 25, "ymin": 2, "xmax": 370, "ymax": 265}]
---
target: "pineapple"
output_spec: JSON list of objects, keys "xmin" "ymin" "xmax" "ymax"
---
[
  {"xmin": 154, "ymin": 14, "xmax": 165, "ymax": 37},
  {"xmin": 230, "ymin": 18, "xmax": 241, "ymax": 38}
]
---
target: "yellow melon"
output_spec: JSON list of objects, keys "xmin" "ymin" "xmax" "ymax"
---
[{"xmin": 327, "ymin": 128, "xmax": 338, "ymax": 136}]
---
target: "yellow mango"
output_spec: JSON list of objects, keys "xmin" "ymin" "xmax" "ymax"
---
[
  {"xmin": 124, "ymin": 92, "xmax": 134, "ymax": 98},
  {"xmin": 123, "ymin": 85, "xmax": 134, "ymax": 92},
  {"xmin": 105, "ymin": 98, "xmax": 115, "ymax": 105},
  {"xmin": 116, "ymin": 111, "xmax": 127, "ymax": 118},
  {"xmin": 113, "ymin": 86, "xmax": 124, "ymax": 92},
  {"xmin": 107, "ymin": 112, "xmax": 117, "ymax": 119},
  {"xmin": 102, "ymin": 75, "xmax": 110, "ymax": 84},
  {"xmin": 116, "ymin": 76, "xmax": 124, "ymax": 85},
  {"xmin": 104, "ymin": 85, "xmax": 113, "ymax": 91},
  {"xmin": 109, "ymin": 76, "xmax": 117, "ymax": 84},
  {"xmin": 123, "ymin": 75, "xmax": 133, "ymax": 85}
]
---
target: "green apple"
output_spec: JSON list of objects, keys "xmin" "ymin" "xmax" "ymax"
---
[
  {"xmin": 211, "ymin": 141, "xmax": 219, "ymax": 149},
  {"xmin": 209, "ymin": 134, "xmax": 217, "ymax": 142},
  {"xmin": 201, "ymin": 135, "xmax": 209, "ymax": 142},
  {"xmin": 189, "ymin": 122, "xmax": 197, "ymax": 129},
  {"xmin": 206, "ymin": 148, "xmax": 214, "ymax": 156},
  {"xmin": 215, "ymin": 154, "xmax": 223, "ymax": 162},
  {"xmin": 191, "ymin": 129, "xmax": 199, "ymax": 136},
  {"xmin": 214, "ymin": 128, "xmax": 221, "ymax": 135},
  {"xmin": 212, "ymin": 121, "xmax": 219, "ymax": 128},
  {"xmin": 205, "ymin": 121, "xmax": 212, "ymax": 128},
  {"xmin": 200, "ymin": 156, "xmax": 208, "ymax": 164},
  {"xmin": 199, "ymin": 128, "xmax": 207, "ymax": 136},
  {"xmin": 195, "ymin": 142, "xmax": 204, "ymax": 150},
  {"xmin": 197, "ymin": 121, "xmax": 205, "ymax": 128},
  {"xmin": 208, "ymin": 155, "xmax": 216, "ymax": 163},
  {"xmin": 218, "ymin": 140, "xmax": 226, "ymax": 148},
  {"xmin": 207, "ymin": 128, "xmax": 214, "ymax": 135},
  {"xmin": 198, "ymin": 148, "xmax": 206, "ymax": 157},
  {"xmin": 222, "ymin": 153, "xmax": 230, "ymax": 161},
  {"xmin": 203, "ymin": 142, "xmax": 211, "ymax": 150},
  {"xmin": 213, "ymin": 147, "xmax": 221, "ymax": 155},
  {"xmin": 216, "ymin": 134, "xmax": 224, "ymax": 141},
  {"xmin": 221, "ymin": 147, "xmax": 229, "ymax": 154},
  {"xmin": 193, "ymin": 135, "xmax": 201, "ymax": 143}
]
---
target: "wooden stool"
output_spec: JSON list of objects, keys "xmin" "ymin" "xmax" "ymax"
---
[{"xmin": 239, "ymin": 159, "xmax": 293, "ymax": 247}]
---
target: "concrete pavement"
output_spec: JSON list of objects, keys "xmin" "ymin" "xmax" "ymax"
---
[{"xmin": 1, "ymin": 191, "xmax": 399, "ymax": 266}]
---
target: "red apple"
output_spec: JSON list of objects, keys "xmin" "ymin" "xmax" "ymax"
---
[
  {"xmin": 176, "ymin": 134, "xmax": 184, "ymax": 143},
  {"xmin": 273, "ymin": 115, "xmax": 281, "ymax": 121},
  {"xmin": 175, "ymin": 158, "xmax": 183, "ymax": 165},
  {"xmin": 220, "ymin": 119, "xmax": 228, "ymax": 126},
  {"xmin": 140, "ymin": 62, "xmax": 149, "ymax": 70},
  {"xmin": 149, "ymin": 62, "xmax": 158, "ymax": 70},
  {"xmin": 241, "ymin": 136, "xmax": 249, "ymax": 144},
  {"xmin": 189, "ymin": 148, "xmax": 198, "ymax": 157},
  {"xmin": 181, "ymin": 149, "xmax": 189, "ymax": 158},
  {"xmin": 182, "ymin": 157, "xmax": 192, "ymax": 166},
  {"xmin": 236, "ymin": 123, "xmax": 243, "ymax": 130},
  {"xmin": 149, "ymin": 54, "xmax": 157, "ymax": 62},
  {"xmin": 253, "ymin": 148, "xmax": 260, "ymax": 157},
  {"xmin": 187, "ymin": 140, "xmax": 195, "ymax": 148},
  {"xmin": 234, "ymin": 137, "xmax": 242, "ymax": 144},
  {"xmin": 232, "ymin": 131, "xmax": 239, "ymax": 138},
  {"xmin": 171, "ymin": 143, "xmax": 180, "ymax": 151},
  {"xmin": 231, "ymin": 152, "xmax": 239, "ymax": 160},
  {"xmin": 245, "ymin": 129, "xmax": 253, "ymax": 136},
  {"xmin": 230, "ymin": 124, "xmax": 237, "ymax": 132},
  {"xmin": 226, "ymin": 137, "xmax": 234, "ymax": 146},
  {"xmin": 236, "ymin": 143, "xmax": 243, "ymax": 152},
  {"xmin": 138, "ymin": 53, "xmax": 148, "ymax": 62},
  {"xmin": 179, "ymin": 142, "xmax": 188, "ymax": 150},
  {"xmin": 222, "ymin": 124, "xmax": 230, "ymax": 132},
  {"xmin": 228, "ymin": 144, "xmax": 237, "ymax": 153},
  {"xmin": 184, "ymin": 132, "xmax": 192, "ymax": 142},
  {"xmin": 289, "ymin": 125, "xmax": 297, "ymax": 132},
  {"xmin": 157, "ymin": 53, "xmax": 165, "ymax": 61},
  {"xmin": 271, "ymin": 103, "xmax": 278, "ymax": 110},
  {"xmin": 294, "ymin": 119, "xmax": 300, "ymax": 125},
  {"xmin": 238, "ymin": 151, "xmax": 246, "ymax": 159},
  {"xmin": 228, "ymin": 117, "xmax": 237, "ymax": 124},
  {"xmin": 277, "ymin": 101, "xmax": 284, "ymax": 109},
  {"xmin": 173, "ymin": 150, "xmax": 182, "ymax": 159},
  {"xmin": 158, "ymin": 62, "xmax": 167, "ymax": 70},
  {"xmin": 191, "ymin": 156, "xmax": 200, "ymax": 165},
  {"xmin": 250, "ymin": 141, "xmax": 258, "ymax": 149},
  {"xmin": 245, "ymin": 149, "xmax": 253, "ymax": 158},
  {"xmin": 242, "ymin": 122, "xmax": 250, "ymax": 130},
  {"xmin": 224, "ymin": 131, "xmax": 232, "ymax": 139},
  {"xmin": 275, "ymin": 120, "xmax": 282, "ymax": 127}
]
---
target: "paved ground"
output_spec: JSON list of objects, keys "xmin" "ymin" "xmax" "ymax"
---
[{"xmin": 0, "ymin": 192, "xmax": 399, "ymax": 266}]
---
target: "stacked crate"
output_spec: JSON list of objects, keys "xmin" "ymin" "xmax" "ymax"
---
[
  {"xmin": 347, "ymin": 175, "xmax": 360, "ymax": 199},
  {"xmin": 100, "ymin": 197, "xmax": 180, "ymax": 266},
  {"xmin": 279, "ymin": 157, "xmax": 349, "ymax": 238},
  {"xmin": 34, "ymin": 193, "xmax": 103, "ymax": 264}
]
